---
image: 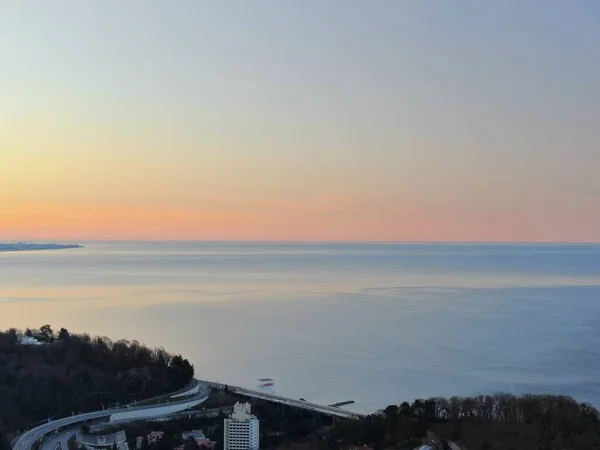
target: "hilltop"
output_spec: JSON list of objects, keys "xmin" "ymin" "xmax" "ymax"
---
[{"xmin": 0, "ymin": 326, "xmax": 194, "ymax": 441}]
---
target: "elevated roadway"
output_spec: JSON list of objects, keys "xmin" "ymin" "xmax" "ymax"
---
[
  {"xmin": 199, "ymin": 380, "xmax": 365, "ymax": 419},
  {"xmin": 14, "ymin": 377, "xmax": 365, "ymax": 450},
  {"xmin": 13, "ymin": 383, "xmax": 209, "ymax": 450}
]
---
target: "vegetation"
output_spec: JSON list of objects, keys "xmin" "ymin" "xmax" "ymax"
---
[
  {"xmin": 194, "ymin": 391, "xmax": 239, "ymax": 410},
  {"xmin": 250, "ymin": 399, "xmax": 332, "ymax": 449},
  {"xmin": 78, "ymin": 391, "xmax": 600, "ymax": 450},
  {"xmin": 105, "ymin": 395, "xmax": 331, "ymax": 450},
  {"xmin": 109, "ymin": 415, "xmax": 223, "ymax": 450},
  {"xmin": 0, "ymin": 326, "xmax": 194, "ymax": 442},
  {"xmin": 0, "ymin": 434, "xmax": 10, "ymax": 450},
  {"xmin": 278, "ymin": 394, "xmax": 600, "ymax": 450},
  {"xmin": 3, "ymin": 326, "xmax": 600, "ymax": 450}
]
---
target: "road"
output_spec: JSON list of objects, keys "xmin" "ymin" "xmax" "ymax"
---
[
  {"xmin": 88, "ymin": 406, "xmax": 235, "ymax": 433},
  {"xmin": 41, "ymin": 432, "xmax": 74, "ymax": 450},
  {"xmin": 199, "ymin": 380, "xmax": 365, "ymax": 419},
  {"xmin": 41, "ymin": 404, "xmax": 229, "ymax": 450},
  {"xmin": 14, "ymin": 377, "xmax": 365, "ymax": 450},
  {"xmin": 13, "ymin": 383, "xmax": 210, "ymax": 450}
]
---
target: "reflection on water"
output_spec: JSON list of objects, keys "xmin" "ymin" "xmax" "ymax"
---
[{"xmin": 1, "ymin": 242, "xmax": 600, "ymax": 412}]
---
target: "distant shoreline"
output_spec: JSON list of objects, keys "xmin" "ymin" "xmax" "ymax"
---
[{"xmin": 0, "ymin": 243, "xmax": 83, "ymax": 252}]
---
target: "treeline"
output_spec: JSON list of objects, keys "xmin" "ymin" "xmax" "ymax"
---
[
  {"xmin": 0, "ymin": 326, "xmax": 194, "ymax": 440},
  {"xmin": 332, "ymin": 394, "xmax": 600, "ymax": 450},
  {"xmin": 277, "ymin": 394, "xmax": 600, "ymax": 450}
]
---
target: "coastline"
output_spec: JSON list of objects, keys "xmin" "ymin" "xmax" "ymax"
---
[{"xmin": 0, "ymin": 243, "xmax": 83, "ymax": 252}]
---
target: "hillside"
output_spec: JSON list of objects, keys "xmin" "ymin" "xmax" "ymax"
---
[
  {"xmin": 0, "ymin": 326, "xmax": 194, "ymax": 442},
  {"xmin": 284, "ymin": 394, "xmax": 600, "ymax": 450}
]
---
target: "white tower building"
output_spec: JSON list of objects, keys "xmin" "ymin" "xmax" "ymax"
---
[{"xmin": 224, "ymin": 402, "xmax": 259, "ymax": 450}]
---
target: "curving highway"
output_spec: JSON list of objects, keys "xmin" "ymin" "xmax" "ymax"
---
[
  {"xmin": 13, "ymin": 377, "xmax": 364, "ymax": 450},
  {"xmin": 13, "ymin": 381, "xmax": 210, "ymax": 450}
]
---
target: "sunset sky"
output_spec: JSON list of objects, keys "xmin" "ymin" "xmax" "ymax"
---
[{"xmin": 2, "ymin": 1, "xmax": 599, "ymax": 242}]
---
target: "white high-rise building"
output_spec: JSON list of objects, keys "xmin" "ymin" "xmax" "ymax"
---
[{"xmin": 224, "ymin": 402, "xmax": 259, "ymax": 450}]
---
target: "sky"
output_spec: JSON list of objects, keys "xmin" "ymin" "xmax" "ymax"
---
[{"xmin": 1, "ymin": 1, "xmax": 599, "ymax": 242}]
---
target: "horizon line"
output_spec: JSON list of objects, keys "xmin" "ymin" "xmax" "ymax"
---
[{"xmin": 4, "ymin": 239, "xmax": 600, "ymax": 245}]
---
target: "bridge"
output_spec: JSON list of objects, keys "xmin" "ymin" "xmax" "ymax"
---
[
  {"xmin": 13, "ymin": 378, "xmax": 365, "ymax": 450},
  {"xmin": 199, "ymin": 380, "xmax": 366, "ymax": 419}
]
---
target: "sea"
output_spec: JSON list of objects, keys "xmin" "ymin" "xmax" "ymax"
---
[{"xmin": 1, "ymin": 242, "xmax": 600, "ymax": 414}]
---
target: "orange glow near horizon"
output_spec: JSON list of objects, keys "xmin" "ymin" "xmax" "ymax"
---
[
  {"xmin": 1, "ymin": 197, "xmax": 599, "ymax": 242},
  {"xmin": 1, "ymin": 3, "xmax": 600, "ymax": 242}
]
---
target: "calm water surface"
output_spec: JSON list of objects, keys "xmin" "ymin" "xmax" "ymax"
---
[{"xmin": 1, "ymin": 242, "xmax": 600, "ymax": 413}]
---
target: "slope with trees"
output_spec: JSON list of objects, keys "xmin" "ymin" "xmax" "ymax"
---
[
  {"xmin": 327, "ymin": 393, "xmax": 600, "ymax": 450},
  {"xmin": 0, "ymin": 326, "xmax": 194, "ymax": 443}
]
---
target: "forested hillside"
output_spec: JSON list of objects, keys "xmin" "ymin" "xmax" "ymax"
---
[
  {"xmin": 327, "ymin": 394, "xmax": 600, "ymax": 449},
  {"xmin": 0, "ymin": 326, "xmax": 194, "ymax": 442}
]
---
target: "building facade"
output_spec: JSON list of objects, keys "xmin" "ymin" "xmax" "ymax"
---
[
  {"xmin": 18, "ymin": 336, "xmax": 42, "ymax": 345},
  {"xmin": 76, "ymin": 429, "xmax": 128, "ymax": 450},
  {"xmin": 224, "ymin": 402, "xmax": 259, "ymax": 450}
]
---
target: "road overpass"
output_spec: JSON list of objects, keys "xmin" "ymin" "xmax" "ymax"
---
[
  {"xmin": 199, "ymin": 380, "xmax": 365, "ymax": 419},
  {"xmin": 14, "ymin": 377, "xmax": 365, "ymax": 450},
  {"xmin": 13, "ymin": 382, "xmax": 210, "ymax": 450}
]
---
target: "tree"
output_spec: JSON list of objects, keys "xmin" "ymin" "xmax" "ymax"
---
[
  {"xmin": 0, "ymin": 432, "xmax": 10, "ymax": 450},
  {"xmin": 141, "ymin": 436, "xmax": 150, "ymax": 450},
  {"xmin": 154, "ymin": 434, "xmax": 174, "ymax": 450},
  {"xmin": 7, "ymin": 329, "xmax": 18, "ymax": 345},
  {"xmin": 384, "ymin": 404, "xmax": 398, "ymax": 419},
  {"xmin": 39, "ymin": 324, "xmax": 54, "ymax": 342},
  {"xmin": 183, "ymin": 438, "xmax": 198, "ymax": 450},
  {"xmin": 412, "ymin": 399, "xmax": 425, "ymax": 419},
  {"xmin": 399, "ymin": 402, "xmax": 413, "ymax": 417},
  {"xmin": 67, "ymin": 437, "xmax": 78, "ymax": 450},
  {"xmin": 169, "ymin": 355, "xmax": 194, "ymax": 383},
  {"xmin": 58, "ymin": 328, "xmax": 71, "ymax": 342}
]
